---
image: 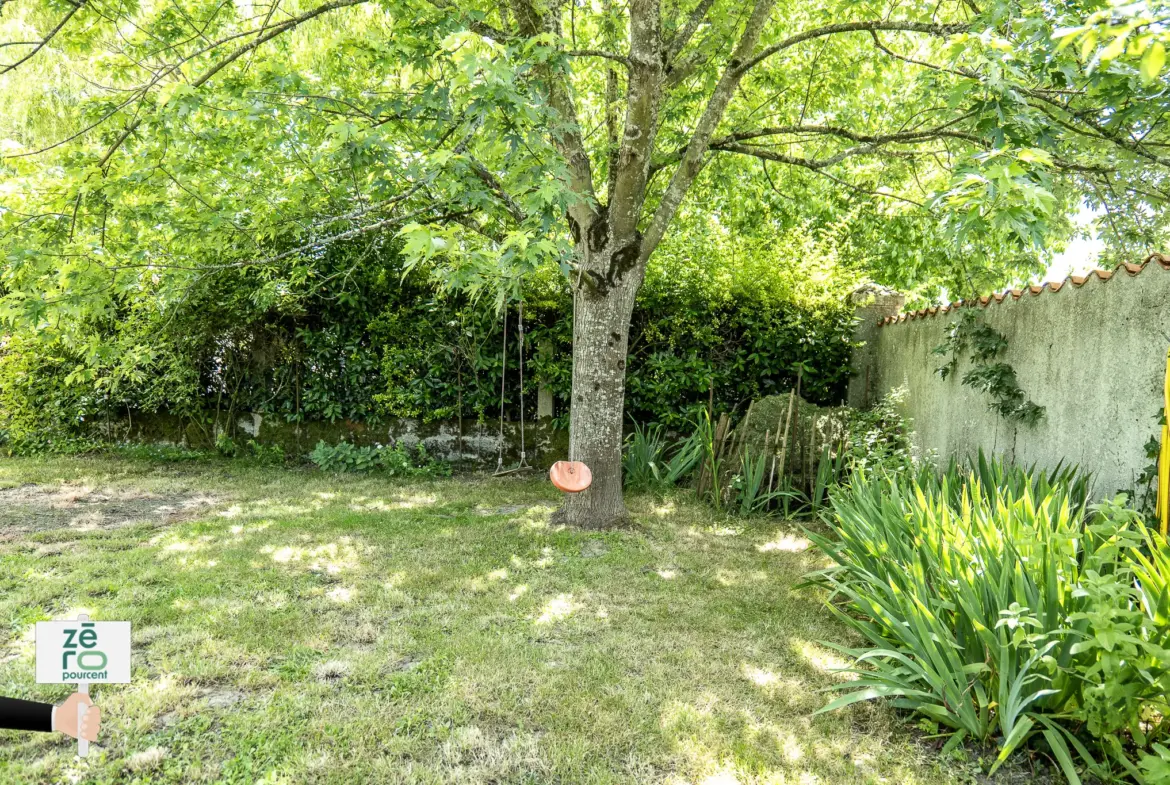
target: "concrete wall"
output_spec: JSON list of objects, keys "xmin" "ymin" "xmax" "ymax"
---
[{"xmin": 863, "ymin": 259, "xmax": 1170, "ymax": 496}]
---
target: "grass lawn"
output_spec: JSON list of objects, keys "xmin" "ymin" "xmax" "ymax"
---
[{"xmin": 0, "ymin": 456, "xmax": 964, "ymax": 784}]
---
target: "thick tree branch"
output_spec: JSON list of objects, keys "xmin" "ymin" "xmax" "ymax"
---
[
  {"xmin": 639, "ymin": 0, "xmax": 776, "ymax": 263},
  {"xmin": 608, "ymin": 0, "xmax": 665, "ymax": 241},
  {"xmin": 737, "ymin": 20, "xmax": 968, "ymax": 75},
  {"xmin": 1028, "ymin": 93, "xmax": 1170, "ymax": 168},
  {"xmin": 605, "ymin": 63, "xmax": 620, "ymax": 201},
  {"xmin": 713, "ymin": 118, "xmax": 982, "ymax": 148},
  {"xmin": 713, "ymin": 140, "xmax": 907, "ymax": 169},
  {"xmin": 665, "ymin": 0, "xmax": 714, "ymax": 63},
  {"xmin": 647, "ymin": 117, "xmax": 988, "ymax": 179}
]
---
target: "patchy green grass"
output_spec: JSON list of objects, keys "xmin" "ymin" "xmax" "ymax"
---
[{"xmin": 0, "ymin": 456, "xmax": 962, "ymax": 784}]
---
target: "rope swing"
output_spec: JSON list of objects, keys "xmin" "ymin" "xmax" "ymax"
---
[{"xmin": 493, "ymin": 301, "xmax": 533, "ymax": 476}]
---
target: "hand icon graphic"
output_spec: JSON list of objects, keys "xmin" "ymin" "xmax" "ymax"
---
[{"xmin": 54, "ymin": 692, "xmax": 100, "ymax": 742}]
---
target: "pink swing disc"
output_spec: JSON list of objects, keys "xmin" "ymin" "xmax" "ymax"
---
[{"xmin": 550, "ymin": 461, "xmax": 592, "ymax": 493}]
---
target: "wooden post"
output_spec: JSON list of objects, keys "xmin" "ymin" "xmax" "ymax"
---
[
  {"xmin": 773, "ymin": 385, "xmax": 798, "ymax": 493},
  {"xmin": 536, "ymin": 339, "xmax": 555, "ymax": 420}
]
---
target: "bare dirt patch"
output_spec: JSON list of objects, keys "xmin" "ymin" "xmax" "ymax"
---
[{"xmin": 0, "ymin": 483, "xmax": 221, "ymax": 540}]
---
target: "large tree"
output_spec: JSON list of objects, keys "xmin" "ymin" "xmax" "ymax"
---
[{"xmin": 1, "ymin": 0, "xmax": 1168, "ymax": 526}]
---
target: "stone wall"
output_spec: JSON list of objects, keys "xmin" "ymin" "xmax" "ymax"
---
[
  {"xmin": 94, "ymin": 412, "xmax": 569, "ymax": 469},
  {"xmin": 856, "ymin": 257, "xmax": 1170, "ymax": 496}
]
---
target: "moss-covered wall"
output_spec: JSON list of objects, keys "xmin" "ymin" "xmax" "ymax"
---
[{"xmin": 92, "ymin": 413, "xmax": 569, "ymax": 468}]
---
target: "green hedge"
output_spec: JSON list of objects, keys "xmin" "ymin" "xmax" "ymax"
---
[{"xmin": 0, "ymin": 242, "xmax": 857, "ymax": 451}]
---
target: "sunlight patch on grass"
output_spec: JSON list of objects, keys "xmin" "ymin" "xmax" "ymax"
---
[
  {"xmin": 739, "ymin": 664, "xmax": 808, "ymax": 705},
  {"xmin": 467, "ymin": 567, "xmax": 512, "ymax": 594},
  {"xmin": 162, "ymin": 538, "xmax": 206, "ymax": 553},
  {"xmin": 757, "ymin": 533, "xmax": 809, "ymax": 553},
  {"xmin": 792, "ymin": 639, "xmax": 856, "ymax": 681},
  {"xmin": 229, "ymin": 521, "xmax": 273, "ymax": 537},
  {"xmin": 262, "ymin": 539, "xmax": 363, "ymax": 574},
  {"xmin": 515, "ymin": 504, "xmax": 556, "ymax": 529},
  {"xmin": 348, "ymin": 493, "xmax": 436, "ymax": 511},
  {"xmin": 777, "ymin": 730, "xmax": 806, "ymax": 764},
  {"xmin": 713, "ymin": 568, "xmax": 769, "ymax": 587},
  {"xmin": 742, "ymin": 664, "xmax": 781, "ymax": 688},
  {"xmin": 535, "ymin": 593, "xmax": 581, "ymax": 624}
]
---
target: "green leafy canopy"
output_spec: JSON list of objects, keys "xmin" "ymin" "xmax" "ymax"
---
[{"xmin": 0, "ymin": 0, "xmax": 1167, "ymax": 354}]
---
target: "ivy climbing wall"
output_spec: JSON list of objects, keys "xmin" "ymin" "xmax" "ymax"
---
[{"xmin": 858, "ymin": 257, "xmax": 1170, "ymax": 498}]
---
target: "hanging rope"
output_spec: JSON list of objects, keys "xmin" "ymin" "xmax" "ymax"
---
[
  {"xmin": 495, "ymin": 306, "xmax": 507, "ymax": 474},
  {"xmin": 517, "ymin": 300, "xmax": 530, "ymax": 469}
]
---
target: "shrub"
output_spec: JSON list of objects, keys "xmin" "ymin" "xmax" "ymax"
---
[
  {"xmin": 308, "ymin": 440, "xmax": 450, "ymax": 477},
  {"xmin": 622, "ymin": 422, "xmax": 705, "ymax": 491},
  {"xmin": 0, "ymin": 334, "xmax": 100, "ymax": 455},
  {"xmin": 808, "ymin": 460, "xmax": 1170, "ymax": 783},
  {"xmin": 844, "ymin": 388, "xmax": 915, "ymax": 478},
  {"xmin": 622, "ymin": 423, "xmax": 669, "ymax": 490}
]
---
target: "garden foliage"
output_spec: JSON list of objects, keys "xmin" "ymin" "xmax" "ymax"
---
[
  {"xmin": 811, "ymin": 457, "xmax": 1170, "ymax": 783},
  {"xmin": 623, "ymin": 391, "xmax": 915, "ymax": 518},
  {"xmin": 308, "ymin": 440, "xmax": 450, "ymax": 476},
  {"xmin": 0, "ymin": 242, "xmax": 855, "ymax": 453}
]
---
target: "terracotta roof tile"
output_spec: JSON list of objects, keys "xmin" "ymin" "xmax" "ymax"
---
[{"xmin": 877, "ymin": 253, "xmax": 1169, "ymax": 327}]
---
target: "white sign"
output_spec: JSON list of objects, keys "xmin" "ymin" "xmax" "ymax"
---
[{"xmin": 35, "ymin": 620, "xmax": 131, "ymax": 684}]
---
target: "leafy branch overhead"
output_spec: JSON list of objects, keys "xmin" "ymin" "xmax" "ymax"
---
[
  {"xmin": 1, "ymin": 0, "xmax": 1169, "ymax": 327},
  {"xmin": 933, "ymin": 309, "xmax": 1045, "ymax": 425}
]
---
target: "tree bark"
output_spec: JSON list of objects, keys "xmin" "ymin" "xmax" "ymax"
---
[
  {"xmin": 551, "ymin": 0, "xmax": 776, "ymax": 528},
  {"xmin": 552, "ymin": 230, "xmax": 645, "ymax": 528}
]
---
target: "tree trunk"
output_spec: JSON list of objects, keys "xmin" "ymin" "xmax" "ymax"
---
[{"xmin": 552, "ymin": 240, "xmax": 644, "ymax": 529}]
